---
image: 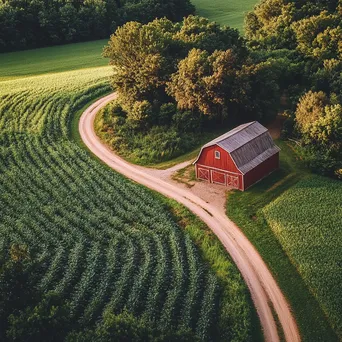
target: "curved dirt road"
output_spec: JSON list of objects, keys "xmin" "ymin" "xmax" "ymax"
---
[{"xmin": 79, "ymin": 93, "xmax": 300, "ymax": 342}]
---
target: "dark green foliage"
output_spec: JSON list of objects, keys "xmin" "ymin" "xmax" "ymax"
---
[
  {"xmin": 0, "ymin": 0, "xmax": 194, "ymax": 52},
  {"xmin": 245, "ymin": 0, "xmax": 342, "ymax": 179},
  {"xmin": 67, "ymin": 310, "xmax": 197, "ymax": 341},
  {"xmin": 7, "ymin": 292, "xmax": 71, "ymax": 342},
  {"xmin": 95, "ymin": 100, "xmax": 204, "ymax": 164},
  {"xmin": 0, "ymin": 245, "xmax": 38, "ymax": 340},
  {"xmin": 103, "ymin": 16, "xmax": 247, "ymax": 114}
]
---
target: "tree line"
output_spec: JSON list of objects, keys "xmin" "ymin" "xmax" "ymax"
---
[{"xmin": 0, "ymin": 0, "xmax": 194, "ymax": 52}]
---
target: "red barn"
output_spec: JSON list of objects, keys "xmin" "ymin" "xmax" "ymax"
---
[{"xmin": 193, "ymin": 121, "xmax": 280, "ymax": 191}]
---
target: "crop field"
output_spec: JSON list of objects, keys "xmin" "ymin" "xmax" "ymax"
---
[
  {"xmin": 0, "ymin": 67, "xmax": 253, "ymax": 339},
  {"xmin": 263, "ymin": 176, "xmax": 342, "ymax": 337},
  {"xmin": 192, "ymin": 0, "xmax": 257, "ymax": 31}
]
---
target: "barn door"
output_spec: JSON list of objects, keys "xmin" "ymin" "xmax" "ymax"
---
[
  {"xmin": 198, "ymin": 168, "xmax": 210, "ymax": 181},
  {"xmin": 227, "ymin": 175, "xmax": 239, "ymax": 189},
  {"xmin": 211, "ymin": 170, "xmax": 226, "ymax": 185}
]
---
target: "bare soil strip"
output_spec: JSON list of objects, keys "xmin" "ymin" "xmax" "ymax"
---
[{"xmin": 79, "ymin": 93, "xmax": 300, "ymax": 342}]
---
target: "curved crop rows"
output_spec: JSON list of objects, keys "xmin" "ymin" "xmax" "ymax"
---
[{"xmin": 0, "ymin": 68, "xmax": 251, "ymax": 340}]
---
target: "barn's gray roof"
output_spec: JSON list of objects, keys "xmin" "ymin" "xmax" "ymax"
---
[{"xmin": 194, "ymin": 121, "xmax": 280, "ymax": 174}]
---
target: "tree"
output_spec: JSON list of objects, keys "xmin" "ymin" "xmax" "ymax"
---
[
  {"xmin": 296, "ymin": 91, "xmax": 342, "ymax": 144},
  {"xmin": 167, "ymin": 48, "xmax": 280, "ymax": 122},
  {"xmin": 237, "ymin": 60, "xmax": 281, "ymax": 122},
  {"xmin": 167, "ymin": 49, "xmax": 212, "ymax": 115},
  {"xmin": 103, "ymin": 19, "xmax": 173, "ymax": 111},
  {"xmin": 104, "ymin": 16, "xmax": 248, "ymax": 116},
  {"xmin": 295, "ymin": 91, "xmax": 342, "ymax": 177},
  {"xmin": 291, "ymin": 11, "xmax": 342, "ymax": 61},
  {"xmin": 245, "ymin": 0, "xmax": 296, "ymax": 49},
  {"xmin": 0, "ymin": 244, "xmax": 38, "ymax": 340},
  {"xmin": 7, "ymin": 292, "xmax": 70, "ymax": 342},
  {"xmin": 0, "ymin": 0, "xmax": 194, "ymax": 52},
  {"xmin": 295, "ymin": 91, "xmax": 329, "ymax": 135},
  {"xmin": 173, "ymin": 15, "xmax": 245, "ymax": 55}
]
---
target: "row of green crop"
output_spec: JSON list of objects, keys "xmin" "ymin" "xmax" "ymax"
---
[
  {"xmin": 0, "ymin": 133, "xmax": 217, "ymax": 336},
  {"xmin": 263, "ymin": 175, "xmax": 342, "ymax": 337},
  {"xmin": 0, "ymin": 68, "xmax": 252, "ymax": 340}
]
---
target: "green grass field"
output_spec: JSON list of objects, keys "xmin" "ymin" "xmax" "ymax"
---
[
  {"xmin": 191, "ymin": 0, "xmax": 257, "ymax": 30},
  {"xmin": 0, "ymin": 40, "xmax": 108, "ymax": 80},
  {"xmin": 226, "ymin": 141, "xmax": 341, "ymax": 341}
]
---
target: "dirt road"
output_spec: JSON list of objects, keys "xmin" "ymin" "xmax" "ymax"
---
[{"xmin": 79, "ymin": 93, "xmax": 300, "ymax": 342}]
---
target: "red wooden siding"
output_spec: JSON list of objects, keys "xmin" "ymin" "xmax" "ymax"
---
[
  {"xmin": 243, "ymin": 153, "xmax": 279, "ymax": 190},
  {"xmin": 195, "ymin": 163, "xmax": 244, "ymax": 190},
  {"xmin": 196, "ymin": 145, "xmax": 241, "ymax": 174}
]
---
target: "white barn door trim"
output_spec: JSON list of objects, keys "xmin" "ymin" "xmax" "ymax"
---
[
  {"xmin": 198, "ymin": 168, "xmax": 210, "ymax": 181},
  {"xmin": 227, "ymin": 174, "xmax": 239, "ymax": 189},
  {"xmin": 211, "ymin": 170, "xmax": 226, "ymax": 185}
]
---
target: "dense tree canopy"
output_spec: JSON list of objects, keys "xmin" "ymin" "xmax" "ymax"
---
[
  {"xmin": 0, "ymin": 0, "xmax": 194, "ymax": 52},
  {"xmin": 104, "ymin": 16, "xmax": 276, "ymax": 122},
  {"xmin": 245, "ymin": 0, "xmax": 342, "ymax": 178},
  {"xmin": 245, "ymin": 0, "xmax": 342, "ymax": 56}
]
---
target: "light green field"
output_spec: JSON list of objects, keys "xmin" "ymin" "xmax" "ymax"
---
[
  {"xmin": 263, "ymin": 176, "xmax": 342, "ymax": 338},
  {"xmin": 0, "ymin": 39, "xmax": 108, "ymax": 80},
  {"xmin": 191, "ymin": 0, "xmax": 257, "ymax": 30}
]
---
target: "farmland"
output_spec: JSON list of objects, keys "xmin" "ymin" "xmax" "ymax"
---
[
  {"xmin": 263, "ymin": 176, "xmax": 342, "ymax": 337},
  {"xmin": 0, "ymin": 66, "xmax": 254, "ymax": 339},
  {"xmin": 0, "ymin": 0, "xmax": 257, "ymax": 81},
  {"xmin": 227, "ymin": 141, "xmax": 341, "ymax": 341}
]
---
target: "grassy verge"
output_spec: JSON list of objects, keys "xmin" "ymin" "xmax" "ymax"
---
[
  {"xmin": 142, "ymin": 147, "xmax": 200, "ymax": 169},
  {"xmin": 172, "ymin": 164, "xmax": 197, "ymax": 187},
  {"xmin": 226, "ymin": 140, "xmax": 339, "ymax": 342},
  {"xmin": 69, "ymin": 91, "xmax": 111, "ymax": 147},
  {"xmin": 0, "ymin": 39, "xmax": 108, "ymax": 80}
]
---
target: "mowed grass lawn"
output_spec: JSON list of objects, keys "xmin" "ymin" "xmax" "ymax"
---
[
  {"xmin": 227, "ymin": 141, "xmax": 341, "ymax": 341},
  {"xmin": 192, "ymin": 0, "xmax": 257, "ymax": 30},
  {"xmin": 0, "ymin": 39, "xmax": 108, "ymax": 80}
]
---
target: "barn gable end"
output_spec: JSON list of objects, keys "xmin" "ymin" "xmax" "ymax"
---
[{"xmin": 194, "ymin": 121, "xmax": 280, "ymax": 190}]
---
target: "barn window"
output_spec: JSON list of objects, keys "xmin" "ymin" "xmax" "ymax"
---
[{"xmin": 215, "ymin": 151, "xmax": 220, "ymax": 159}]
